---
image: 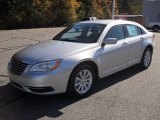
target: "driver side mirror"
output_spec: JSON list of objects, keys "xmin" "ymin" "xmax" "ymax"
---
[{"xmin": 102, "ymin": 38, "xmax": 118, "ymax": 46}]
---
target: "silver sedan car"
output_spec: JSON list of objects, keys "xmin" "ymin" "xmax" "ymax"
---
[{"xmin": 8, "ymin": 20, "xmax": 155, "ymax": 97}]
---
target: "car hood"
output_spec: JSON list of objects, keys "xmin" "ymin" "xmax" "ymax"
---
[{"xmin": 12, "ymin": 40, "xmax": 98, "ymax": 64}]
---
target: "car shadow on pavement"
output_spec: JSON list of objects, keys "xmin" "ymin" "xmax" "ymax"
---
[{"xmin": 0, "ymin": 65, "xmax": 144, "ymax": 120}]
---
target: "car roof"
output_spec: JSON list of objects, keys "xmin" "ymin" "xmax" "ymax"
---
[
  {"xmin": 78, "ymin": 19, "xmax": 137, "ymax": 25},
  {"xmin": 78, "ymin": 19, "xmax": 148, "ymax": 34}
]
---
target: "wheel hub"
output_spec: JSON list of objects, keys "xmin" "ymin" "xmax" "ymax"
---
[
  {"xmin": 74, "ymin": 69, "xmax": 93, "ymax": 94},
  {"xmin": 144, "ymin": 51, "xmax": 151, "ymax": 67}
]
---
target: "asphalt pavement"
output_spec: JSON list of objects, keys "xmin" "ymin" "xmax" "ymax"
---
[{"xmin": 0, "ymin": 28, "xmax": 160, "ymax": 120}]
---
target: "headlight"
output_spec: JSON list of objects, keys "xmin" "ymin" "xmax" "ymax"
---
[{"xmin": 29, "ymin": 60, "xmax": 62, "ymax": 72}]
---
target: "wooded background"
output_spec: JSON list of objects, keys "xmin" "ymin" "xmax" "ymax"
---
[{"xmin": 0, "ymin": 0, "xmax": 142, "ymax": 29}]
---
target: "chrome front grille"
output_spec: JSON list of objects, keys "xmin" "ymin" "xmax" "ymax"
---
[{"xmin": 10, "ymin": 58, "xmax": 28, "ymax": 75}]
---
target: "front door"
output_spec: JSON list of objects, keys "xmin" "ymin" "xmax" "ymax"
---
[{"xmin": 98, "ymin": 25, "xmax": 129, "ymax": 77}]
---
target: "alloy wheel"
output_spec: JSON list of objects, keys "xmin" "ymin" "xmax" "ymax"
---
[
  {"xmin": 74, "ymin": 69, "xmax": 93, "ymax": 94},
  {"xmin": 144, "ymin": 51, "xmax": 151, "ymax": 67}
]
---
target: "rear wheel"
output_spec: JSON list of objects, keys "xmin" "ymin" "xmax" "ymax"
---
[
  {"xmin": 140, "ymin": 47, "xmax": 152, "ymax": 69},
  {"xmin": 67, "ymin": 64, "xmax": 96, "ymax": 97}
]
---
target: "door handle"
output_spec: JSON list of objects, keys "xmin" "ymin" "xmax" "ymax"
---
[
  {"xmin": 122, "ymin": 41, "xmax": 128, "ymax": 46},
  {"xmin": 140, "ymin": 37, "xmax": 145, "ymax": 41}
]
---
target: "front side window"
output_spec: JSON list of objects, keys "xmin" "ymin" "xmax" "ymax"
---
[
  {"xmin": 125, "ymin": 25, "xmax": 139, "ymax": 37},
  {"xmin": 104, "ymin": 25, "xmax": 125, "ymax": 40},
  {"xmin": 53, "ymin": 23, "xmax": 106, "ymax": 43}
]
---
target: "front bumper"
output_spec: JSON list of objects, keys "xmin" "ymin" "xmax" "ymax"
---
[{"xmin": 8, "ymin": 67, "xmax": 71, "ymax": 95}]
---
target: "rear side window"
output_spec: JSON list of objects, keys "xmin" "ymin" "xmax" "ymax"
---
[
  {"xmin": 139, "ymin": 27, "xmax": 147, "ymax": 35},
  {"xmin": 125, "ymin": 25, "xmax": 139, "ymax": 37},
  {"xmin": 104, "ymin": 25, "xmax": 125, "ymax": 40}
]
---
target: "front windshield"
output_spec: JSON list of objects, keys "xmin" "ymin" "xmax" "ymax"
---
[{"xmin": 53, "ymin": 23, "xmax": 106, "ymax": 43}]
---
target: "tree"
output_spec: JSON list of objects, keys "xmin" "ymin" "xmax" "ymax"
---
[
  {"xmin": 117, "ymin": 0, "xmax": 142, "ymax": 15},
  {"xmin": 0, "ymin": 0, "xmax": 142, "ymax": 29},
  {"xmin": 76, "ymin": 0, "xmax": 98, "ymax": 19},
  {"xmin": 50, "ymin": 0, "xmax": 80, "ymax": 26},
  {"xmin": 129, "ymin": 0, "xmax": 142, "ymax": 15}
]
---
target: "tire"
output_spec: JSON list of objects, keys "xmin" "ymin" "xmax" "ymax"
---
[
  {"xmin": 152, "ymin": 26, "xmax": 159, "ymax": 32},
  {"xmin": 140, "ymin": 47, "xmax": 152, "ymax": 69},
  {"xmin": 67, "ymin": 64, "xmax": 96, "ymax": 98}
]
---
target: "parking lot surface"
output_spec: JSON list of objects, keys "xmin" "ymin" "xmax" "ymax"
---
[{"xmin": 0, "ymin": 28, "xmax": 160, "ymax": 120}]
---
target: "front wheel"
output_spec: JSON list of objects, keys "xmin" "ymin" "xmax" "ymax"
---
[
  {"xmin": 140, "ymin": 47, "xmax": 152, "ymax": 69},
  {"xmin": 67, "ymin": 65, "xmax": 96, "ymax": 98}
]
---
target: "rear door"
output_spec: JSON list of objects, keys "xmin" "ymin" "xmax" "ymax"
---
[{"xmin": 124, "ymin": 24, "xmax": 142, "ymax": 66}]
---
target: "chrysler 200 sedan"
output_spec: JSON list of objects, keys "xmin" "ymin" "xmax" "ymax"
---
[{"xmin": 8, "ymin": 20, "xmax": 155, "ymax": 97}]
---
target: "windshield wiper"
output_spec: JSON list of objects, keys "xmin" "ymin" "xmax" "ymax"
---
[
  {"xmin": 59, "ymin": 38, "xmax": 73, "ymax": 41},
  {"xmin": 54, "ymin": 38, "xmax": 80, "ymax": 43}
]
